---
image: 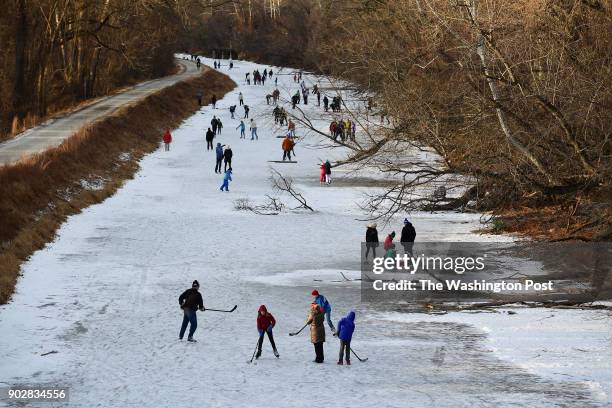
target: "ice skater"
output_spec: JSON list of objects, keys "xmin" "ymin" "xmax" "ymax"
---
[
  {"xmin": 220, "ymin": 168, "xmax": 232, "ymax": 192},
  {"xmin": 336, "ymin": 311, "xmax": 356, "ymax": 365},
  {"xmin": 311, "ymin": 289, "xmax": 335, "ymax": 333},
  {"xmin": 236, "ymin": 120, "xmax": 246, "ymax": 139},
  {"xmin": 306, "ymin": 303, "xmax": 326, "ymax": 363},
  {"xmin": 256, "ymin": 305, "xmax": 279, "ymax": 359},
  {"xmin": 162, "ymin": 129, "xmax": 172, "ymax": 151},
  {"xmin": 178, "ymin": 280, "xmax": 205, "ymax": 342}
]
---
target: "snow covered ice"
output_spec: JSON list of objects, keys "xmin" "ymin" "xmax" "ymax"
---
[{"xmin": 0, "ymin": 56, "xmax": 610, "ymax": 407}]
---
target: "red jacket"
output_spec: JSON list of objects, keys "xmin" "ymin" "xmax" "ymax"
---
[
  {"xmin": 384, "ymin": 234, "xmax": 394, "ymax": 250},
  {"xmin": 257, "ymin": 305, "xmax": 276, "ymax": 331},
  {"xmin": 162, "ymin": 130, "xmax": 172, "ymax": 144}
]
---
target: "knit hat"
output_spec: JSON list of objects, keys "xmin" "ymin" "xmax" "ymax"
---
[
  {"xmin": 311, "ymin": 289, "xmax": 319, "ymax": 297},
  {"xmin": 404, "ymin": 218, "xmax": 409, "ymax": 225},
  {"xmin": 367, "ymin": 223, "xmax": 377, "ymax": 228},
  {"xmin": 192, "ymin": 280, "xmax": 200, "ymax": 288}
]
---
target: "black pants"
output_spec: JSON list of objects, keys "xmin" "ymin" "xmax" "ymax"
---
[
  {"xmin": 224, "ymin": 159, "xmax": 231, "ymax": 171},
  {"xmin": 207, "ymin": 140, "xmax": 213, "ymax": 150},
  {"xmin": 257, "ymin": 331, "xmax": 277, "ymax": 354},
  {"xmin": 402, "ymin": 242, "xmax": 414, "ymax": 256},
  {"xmin": 215, "ymin": 158, "xmax": 222, "ymax": 173},
  {"xmin": 283, "ymin": 150, "xmax": 291, "ymax": 161},
  {"xmin": 313, "ymin": 342, "xmax": 324, "ymax": 363},
  {"xmin": 212, "ymin": 127, "xmax": 217, "ymax": 135},
  {"xmin": 339, "ymin": 340, "xmax": 351, "ymax": 363},
  {"xmin": 365, "ymin": 244, "xmax": 377, "ymax": 259}
]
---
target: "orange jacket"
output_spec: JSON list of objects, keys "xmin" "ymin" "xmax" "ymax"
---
[{"xmin": 282, "ymin": 137, "xmax": 294, "ymax": 151}]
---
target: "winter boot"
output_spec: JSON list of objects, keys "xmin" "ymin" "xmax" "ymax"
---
[
  {"xmin": 337, "ymin": 361, "xmax": 343, "ymax": 365},
  {"xmin": 346, "ymin": 360, "xmax": 351, "ymax": 365},
  {"xmin": 255, "ymin": 349, "xmax": 262, "ymax": 360},
  {"xmin": 273, "ymin": 348, "xmax": 280, "ymax": 358},
  {"xmin": 187, "ymin": 337, "xmax": 197, "ymax": 343}
]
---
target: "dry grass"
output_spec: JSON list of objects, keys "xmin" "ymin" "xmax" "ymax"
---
[{"xmin": 0, "ymin": 69, "xmax": 236, "ymax": 304}]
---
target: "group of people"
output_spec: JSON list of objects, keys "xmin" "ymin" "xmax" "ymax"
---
[
  {"xmin": 365, "ymin": 218, "xmax": 417, "ymax": 260},
  {"xmin": 329, "ymin": 119, "xmax": 356, "ymax": 142},
  {"xmin": 246, "ymin": 68, "xmax": 273, "ymax": 86},
  {"xmin": 179, "ymin": 282, "xmax": 356, "ymax": 365}
]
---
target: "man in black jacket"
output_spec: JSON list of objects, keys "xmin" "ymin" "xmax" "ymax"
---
[
  {"xmin": 223, "ymin": 146, "xmax": 233, "ymax": 172},
  {"xmin": 400, "ymin": 218, "xmax": 416, "ymax": 256},
  {"xmin": 365, "ymin": 223, "xmax": 379, "ymax": 260},
  {"xmin": 179, "ymin": 280, "xmax": 205, "ymax": 342}
]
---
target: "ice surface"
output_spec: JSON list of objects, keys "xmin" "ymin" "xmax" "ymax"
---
[{"xmin": 0, "ymin": 56, "xmax": 609, "ymax": 407}]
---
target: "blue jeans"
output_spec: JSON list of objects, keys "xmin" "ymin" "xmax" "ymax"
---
[
  {"xmin": 325, "ymin": 311, "xmax": 335, "ymax": 332},
  {"xmin": 251, "ymin": 128, "xmax": 258, "ymax": 140},
  {"xmin": 180, "ymin": 309, "xmax": 197, "ymax": 339},
  {"xmin": 220, "ymin": 180, "xmax": 229, "ymax": 191}
]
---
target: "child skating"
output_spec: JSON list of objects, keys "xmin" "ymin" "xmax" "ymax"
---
[
  {"xmin": 256, "ymin": 305, "xmax": 279, "ymax": 359},
  {"xmin": 220, "ymin": 168, "xmax": 232, "ymax": 192},
  {"xmin": 336, "ymin": 311, "xmax": 356, "ymax": 365}
]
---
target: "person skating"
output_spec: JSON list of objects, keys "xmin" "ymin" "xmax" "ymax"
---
[
  {"xmin": 384, "ymin": 231, "xmax": 396, "ymax": 251},
  {"xmin": 217, "ymin": 118, "xmax": 223, "ymax": 135},
  {"xmin": 211, "ymin": 116, "xmax": 219, "ymax": 135},
  {"xmin": 250, "ymin": 119, "xmax": 258, "ymax": 140},
  {"xmin": 324, "ymin": 160, "xmax": 332, "ymax": 184},
  {"xmin": 323, "ymin": 95, "xmax": 329, "ymax": 111},
  {"xmin": 400, "ymin": 218, "xmax": 416, "ymax": 256},
  {"xmin": 178, "ymin": 280, "xmax": 205, "ymax": 342},
  {"xmin": 236, "ymin": 121, "xmax": 246, "ymax": 139},
  {"xmin": 306, "ymin": 303, "xmax": 326, "ymax": 363},
  {"xmin": 162, "ymin": 128, "xmax": 172, "ymax": 151},
  {"xmin": 256, "ymin": 305, "xmax": 279, "ymax": 359},
  {"xmin": 288, "ymin": 120, "xmax": 296, "ymax": 137},
  {"xmin": 239, "ymin": 92, "xmax": 244, "ymax": 106},
  {"xmin": 337, "ymin": 311, "xmax": 356, "ymax": 365},
  {"xmin": 243, "ymin": 105, "xmax": 250, "ymax": 119},
  {"xmin": 311, "ymin": 289, "xmax": 335, "ymax": 333},
  {"xmin": 205, "ymin": 127, "xmax": 215, "ymax": 150},
  {"xmin": 220, "ymin": 168, "xmax": 232, "ymax": 192},
  {"xmin": 319, "ymin": 163, "xmax": 326, "ymax": 185},
  {"xmin": 215, "ymin": 142, "xmax": 224, "ymax": 173},
  {"xmin": 365, "ymin": 223, "xmax": 379, "ymax": 259},
  {"xmin": 282, "ymin": 135, "xmax": 294, "ymax": 161},
  {"xmin": 229, "ymin": 105, "xmax": 236, "ymax": 119},
  {"xmin": 223, "ymin": 145, "xmax": 233, "ymax": 171}
]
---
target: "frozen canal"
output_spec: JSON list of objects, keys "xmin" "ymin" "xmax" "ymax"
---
[{"xmin": 0, "ymin": 56, "xmax": 609, "ymax": 407}]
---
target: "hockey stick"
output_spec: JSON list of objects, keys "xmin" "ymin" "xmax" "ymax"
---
[
  {"xmin": 205, "ymin": 305, "xmax": 237, "ymax": 313},
  {"xmin": 247, "ymin": 339, "xmax": 260, "ymax": 364},
  {"xmin": 350, "ymin": 347, "xmax": 368, "ymax": 362},
  {"xmin": 288, "ymin": 323, "xmax": 309, "ymax": 336}
]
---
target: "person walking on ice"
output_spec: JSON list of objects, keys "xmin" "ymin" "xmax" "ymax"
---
[
  {"xmin": 223, "ymin": 145, "xmax": 233, "ymax": 171},
  {"xmin": 256, "ymin": 305, "xmax": 279, "ymax": 359},
  {"xmin": 319, "ymin": 163, "xmax": 326, "ymax": 185},
  {"xmin": 400, "ymin": 218, "xmax": 416, "ymax": 256},
  {"xmin": 243, "ymin": 105, "xmax": 250, "ymax": 118},
  {"xmin": 236, "ymin": 120, "xmax": 246, "ymax": 139},
  {"xmin": 337, "ymin": 311, "xmax": 356, "ymax": 365},
  {"xmin": 217, "ymin": 118, "xmax": 223, "ymax": 134},
  {"xmin": 324, "ymin": 160, "xmax": 332, "ymax": 184},
  {"xmin": 206, "ymin": 127, "xmax": 215, "ymax": 150},
  {"xmin": 311, "ymin": 289, "xmax": 335, "ymax": 333},
  {"xmin": 364, "ymin": 223, "xmax": 379, "ymax": 260},
  {"xmin": 239, "ymin": 92, "xmax": 244, "ymax": 106},
  {"xmin": 215, "ymin": 142, "xmax": 224, "ymax": 173},
  {"xmin": 220, "ymin": 168, "xmax": 232, "ymax": 192},
  {"xmin": 178, "ymin": 280, "xmax": 204, "ymax": 342},
  {"xmin": 250, "ymin": 119, "xmax": 258, "ymax": 140},
  {"xmin": 162, "ymin": 128, "xmax": 172, "ymax": 151},
  {"xmin": 282, "ymin": 135, "xmax": 294, "ymax": 161},
  {"xmin": 307, "ymin": 303, "xmax": 326, "ymax": 363}
]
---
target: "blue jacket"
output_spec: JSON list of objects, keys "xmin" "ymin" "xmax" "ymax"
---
[
  {"xmin": 237, "ymin": 122, "xmax": 245, "ymax": 131},
  {"xmin": 313, "ymin": 295, "xmax": 331, "ymax": 314},
  {"xmin": 215, "ymin": 144, "xmax": 224, "ymax": 159},
  {"xmin": 337, "ymin": 311, "xmax": 355, "ymax": 342},
  {"xmin": 223, "ymin": 169, "xmax": 232, "ymax": 182}
]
